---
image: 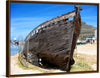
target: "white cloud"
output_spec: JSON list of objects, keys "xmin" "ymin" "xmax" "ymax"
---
[{"xmin": 10, "ymin": 17, "xmax": 51, "ymax": 40}]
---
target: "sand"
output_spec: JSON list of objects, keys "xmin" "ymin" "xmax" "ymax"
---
[
  {"xmin": 75, "ymin": 43, "xmax": 97, "ymax": 55},
  {"xmin": 10, "ymin": 54, "xmax": 41, "ymax": 75},
  {"xmin": 74, "ymin": 43, "xmax": 97, "ymax": 70}
]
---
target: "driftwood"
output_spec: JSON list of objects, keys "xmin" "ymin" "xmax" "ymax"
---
[{"xmin": 22, "ymin": 6, "xmax": 82, "ymax": 71}]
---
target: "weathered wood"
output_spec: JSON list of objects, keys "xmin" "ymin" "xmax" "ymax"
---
[
  {"xmin": 66, "ymin": 6, "xmax": 82, "ymax": 71},
  {"xmin": 23, "ymin": 20, "xmax": 75, "ymax": 70},
  {"xmin": 24, "ymin": 11, "xmax": 76, "ymax": 41}
]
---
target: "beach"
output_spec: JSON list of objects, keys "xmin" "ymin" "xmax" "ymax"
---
[
  {"xmin": 10, "ymin": 53, "xmax": 42, "ymax": 75},
  {"xmin": 10, "ymin": 43, "xmax": 97, "ymax": 75},
  {"xmin": 76, "ymin": 43, "xmax": 97, "ymax": 55}
]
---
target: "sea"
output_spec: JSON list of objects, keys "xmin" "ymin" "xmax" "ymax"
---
[{"xmin": 10, "ymin": 45, "xmax": 19, "ymax": 56}]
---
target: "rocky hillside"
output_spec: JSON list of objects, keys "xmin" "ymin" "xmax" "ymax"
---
[{"xmin": 80, "ymin": 22, "xmax": 96, "ymax": 34}]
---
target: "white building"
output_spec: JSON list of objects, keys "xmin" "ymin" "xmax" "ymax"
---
[{"xmin": 95, "ymin": 29, "xmax": 97, "ymax": 39}]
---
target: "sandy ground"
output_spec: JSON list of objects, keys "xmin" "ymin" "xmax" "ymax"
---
[
  {"xmin": 10, "ymin": 43, "xmax": 97, "ymax": 75},
  {"xmin": 10, "ymin": 54, "xmax": 42, "ymax": 75},
  {"xmin": 75, "ymin": 43, "xmax": 97, "ymax": 55},
  {"xmin": 74, "ymin": 43, "xmax": 97, "ymax": 70}
]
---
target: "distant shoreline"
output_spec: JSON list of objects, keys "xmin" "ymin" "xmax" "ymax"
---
[
  {"xmin": 11, "ymin": 53, "xmax": 19, "ymax": 57},
  {"xmin": 10, "ymin": 45, "xmax": 19, "ymax": 56},
  {"xmin": 10, "ymin": 53, "xmax": 19, "ymax": 56}
]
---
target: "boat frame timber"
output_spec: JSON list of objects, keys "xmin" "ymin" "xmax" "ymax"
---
[{"xmin": 24, "ymin": 6, "xmax": 82, "ymax": 71}]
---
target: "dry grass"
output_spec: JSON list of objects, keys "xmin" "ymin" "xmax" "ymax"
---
[
  {"xmin": 17, "ymin": 58, "xmax": 44, "ymax": 72},
  {"xmin": 70, "ymin": 53, "xmax": 97, "ymax": 72}
]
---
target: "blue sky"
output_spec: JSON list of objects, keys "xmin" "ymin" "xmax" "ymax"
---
[{"xmin": 10, "ymin": 3, "xmax": 97, "ymax": 41}]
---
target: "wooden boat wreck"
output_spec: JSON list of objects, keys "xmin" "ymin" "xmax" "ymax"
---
[{"xmin": 22, "ymin": 6, "xmax": 82, "ymax": 71}]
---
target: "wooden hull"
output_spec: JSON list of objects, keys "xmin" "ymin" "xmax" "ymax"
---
[{"xmin": 22, "ymin": 6, "xmax": 82, "ymax": 71}]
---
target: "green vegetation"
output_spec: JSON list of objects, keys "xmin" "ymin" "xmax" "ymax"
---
[
  {"xmin": 79, "ymin": 35, "xmax": 88, "ymax": 40},
  {"xmin": 17, "ymin": 58, "xmax": 44, "ymax": 72},
  {"xmin": 70, "ymin": 60, "xmax": 92, "ymax": 71},
  {"xmin": 70, "ymin": 53, "xmax": 96, "ymax": 72},
  {"xmin": 17, "ymin": 58, "xmax": 27, "ymax": 69}
]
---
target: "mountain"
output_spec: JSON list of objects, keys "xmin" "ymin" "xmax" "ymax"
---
[
  {"xmin": 80, "ymin": 22, "xmax": 96, "ymax": 34},
  {"xmin": 79, "ymin": 22, "xmax": 97, "ymax": 40}
]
